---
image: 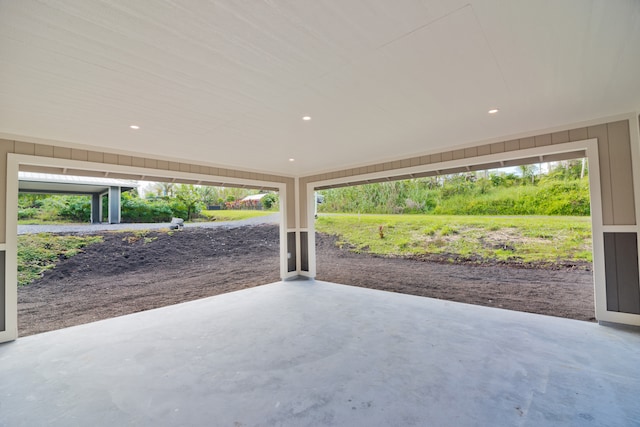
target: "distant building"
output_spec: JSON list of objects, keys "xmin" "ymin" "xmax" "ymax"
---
[{"xmin": 240, "ymin": 194, "xmax": 267, "ymax": 202}]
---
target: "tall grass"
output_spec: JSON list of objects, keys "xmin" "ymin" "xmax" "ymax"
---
[{"xmin": 319, "ymin": 174, "xmax": 590, "ymax": 216}]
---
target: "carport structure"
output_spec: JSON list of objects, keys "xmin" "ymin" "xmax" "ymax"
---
[
  {"xmin": 18, "ymin": 171, "xmax": 136, "ymax": 224},
  {"xmin": 0, "ymin": 1, "xmax": 640, "ymax": 424}
]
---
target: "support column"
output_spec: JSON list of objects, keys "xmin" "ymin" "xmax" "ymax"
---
[
  {"xmin": 91, "ymin": 193, "xmax": 100, "ymax": 224},
  {"xmin": 282, "ymin": 177, "xmax": 314, "ymax": 280},
  {"xmin": 298, "ymin": 178, "xmax": 313, "ymax": 277},
  {"xmin": 108, "ymin": 186, "xmax": 121, "ymax": 224},
  {"xmin": 1, "ymin": 140, "xmax": 17, "ymax": 343},
  {"xmin": 99, "ymin": 192, "xmax": 105, "ymax": 223},
  {"xmin": 281, "ymin": 177, "xmax": 314, "ymax": 279},
  {"xmin": 282, "ymin": 178, "xmax": 297, "ymax": 278}
]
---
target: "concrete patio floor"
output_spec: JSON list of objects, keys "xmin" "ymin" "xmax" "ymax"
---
[{"xmin": 1, "ymin": 280, "xmax": 639, "ymax": 427}]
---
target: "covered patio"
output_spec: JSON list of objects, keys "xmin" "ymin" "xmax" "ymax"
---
[
  {"xmin": 1, "ymin": 1, "xmax": 640, "ymax": 425},
  {"xmin": 1, "ymin": 280, "xmax": 638, "ymax": 426}
]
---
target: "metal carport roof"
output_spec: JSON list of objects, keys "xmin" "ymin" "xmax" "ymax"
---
[{"xmin": 18, "ymin": 172, "xmax": 136, "ymax": 195}]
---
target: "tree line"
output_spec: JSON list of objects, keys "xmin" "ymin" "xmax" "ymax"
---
[
  {"xmin": 18, "ymin": 184, "xmax": 279, "ymax": 223},
  {"xmin": 318, "ymin": 160, "xmax": 590, "ymax": 216}
]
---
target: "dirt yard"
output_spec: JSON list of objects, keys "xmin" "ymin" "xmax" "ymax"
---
[{"xmin": 18, "ymin": 225, "xmax": 595, "ymax": 336}]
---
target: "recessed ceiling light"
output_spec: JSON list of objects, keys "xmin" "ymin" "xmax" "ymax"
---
[
  {"xmin": 488, "ymin": 109, "xmax": 499, "ymax": 114},
  {"xmin": 129, "ymin": 125, "xmax": 140, "ymax": 129},
  {"xmin": 289, "ymin": 158, "xmax": 295, "ymax": 162},
  {"xmin": 302, "ymin": 116, "xmax": 311, "ymax": 121}
]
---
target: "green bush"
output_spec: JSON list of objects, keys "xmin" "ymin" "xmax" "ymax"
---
[
  {"xmin": 58, "ymin": 196, "xmax": 91, "ymax": 222},
  {"xmin": 121, "ymin": 194, "xmax": 174, "ymax": 223},
  {"xmin": 169, "ymin": 199, "xmax": 188, "ymax": 221},
  {"xmin": 261, "ymin": 193, "xmax": 279, "ymax": 210},
  {"xmin": 18, "ymin": 207, "xmax": 38, "ymax": 220}
]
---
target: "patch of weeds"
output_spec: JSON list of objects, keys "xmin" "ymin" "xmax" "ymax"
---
[
  {"xmin": 121, "ymin": 230, "xmax": 166, "ymax": 244},
  {"xmin": 432, "ymin": 237, "xmax": 446, "ymax": 248},
  {"xmin": 397, "ymin": 239, "xmax": 411, "ymax": 250},
  {"xmin": 574, "ymin": 250, "xmax": 593, "ymax": 261},
  {"xmin": 440, "ymin": 225, "xmax": 458, "ymax": 236},
  {"xmin": 18, "ymin": 233, "xmax": 103, "ymax": 286},
  {"xmin": 523, "ymin": 229, "xmax": 554, "ymax": 239},
  {"xmin": 422, "ymin": 226, "xmax": 437, "ymax": 236},
  {"xmin": 494, "ymin": 248, "xmax": 517, "ymax": 260}
]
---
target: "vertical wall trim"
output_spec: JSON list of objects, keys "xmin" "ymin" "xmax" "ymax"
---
[
  {"xmin": 585, "ymin": 140, "xmax": 607, "ymax": 321},
  {"xmin": 294, "ymin": 178, "xmax": 301, "ymax": 273},
  {"xmin": 1, "ymin": 154, "xmax": 19, "ymax": 342},
  {"xmin": 589, "ymin": 124, "xmax": 613, "ymax": 224},
  {"xmin": 306, "ymin": 182, "xmax": 317, "ymax": 278},
  {"xmin": 0, "ymin": 253, "xmax": 5, "ymax": 332},
  {"xmin": 278, "ymin": 183, "xmax": 288, "ymax": 279}
]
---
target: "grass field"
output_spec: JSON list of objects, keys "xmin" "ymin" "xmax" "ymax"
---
[
  {"xmin": 199, "ymin": 209, "xmax": 273, "ymax": 221},
  {"xmin": 315, "ymin": 214, "xmax": 593, "ymax": 264}
]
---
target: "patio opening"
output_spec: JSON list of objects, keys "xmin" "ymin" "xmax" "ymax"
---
[
  {"xmin": 16, "ymin": 170, "xmax": 281, "ymax": 336},
  {"xmin": 314, "ymin": 155, "xmax": 595, "ymax": 321}
]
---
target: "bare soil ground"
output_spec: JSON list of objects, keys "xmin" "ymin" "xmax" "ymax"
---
[{"xmin": 18, "ymin": 225, "xmax": 595, "ymax": 336}]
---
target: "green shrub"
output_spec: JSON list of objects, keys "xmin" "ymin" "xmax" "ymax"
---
[
  {"xmin": 18, "ymin": 207, "xmax": 38, "ymax": 220},
  {"xmin": 58, "ymin": 196, "xmax": 91, "ymax": 222},
  {"xmin": 121, "ymin": 194, "xmax": 174, "ymax": 223},
  {"xmin": 261, "ymin": 193, "xmax": 279, "ymax": 210}
]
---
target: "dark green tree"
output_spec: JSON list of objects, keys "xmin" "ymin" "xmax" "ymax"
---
[{"xmin": 175, "ymin": 184, "xmax": 202, "ymax": 220}]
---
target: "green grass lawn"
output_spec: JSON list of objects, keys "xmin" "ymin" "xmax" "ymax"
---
[
  {"xmin": 199, "ymin": 209, "xmax": 274, "ymax": 221},
  {"xmin": 18, "ymin": 233, "xmax": 104, "ymax": 286},
  {"xmin": 315, "ymin": 214, "xmax": 593, "ymax": 264}
]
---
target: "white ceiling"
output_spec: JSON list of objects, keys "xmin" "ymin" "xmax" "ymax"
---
[{"xmin": 1, "ymin": 0, "xmax": 639, "ymax": 177}]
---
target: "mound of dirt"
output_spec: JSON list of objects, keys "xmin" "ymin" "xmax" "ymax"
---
[{"xmin": 18, "ymin": 225, "xmax": 595, "ymax": 336}]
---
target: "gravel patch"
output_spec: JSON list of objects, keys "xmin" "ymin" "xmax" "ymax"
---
[{"xmin": 17, "ymin": 213, "xmax": 280, "ymax": 234}]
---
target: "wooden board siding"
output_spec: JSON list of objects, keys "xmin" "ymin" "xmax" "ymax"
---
[
  {"xmin": 287, "ymin": 232, "xmax": 296, "ymax": 273},
  {"xmin": 300, "ymin": 232, "xmax": 309, "ymax": 272},
  {"xmin": 604, "ymin": 232, "xmax": 640, "ymax": 314}
]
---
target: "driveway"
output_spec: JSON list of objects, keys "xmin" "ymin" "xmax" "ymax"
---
[{"xmin": 17, "ymin": 213, "xmax": 280, "ymax": 234}]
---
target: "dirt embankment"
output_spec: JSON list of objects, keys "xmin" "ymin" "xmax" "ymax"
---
[{"xmin": 18, "ymin": 225, "xmax": 595, "ymax": 336}]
